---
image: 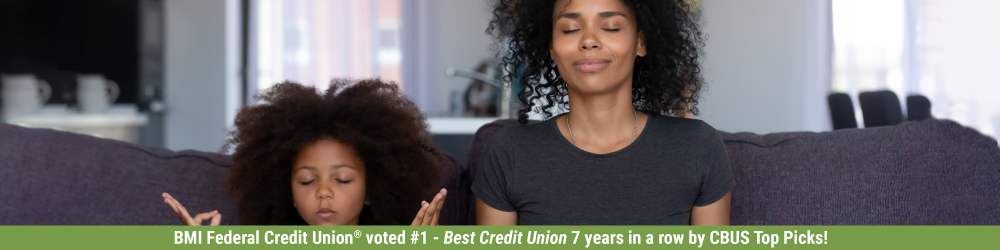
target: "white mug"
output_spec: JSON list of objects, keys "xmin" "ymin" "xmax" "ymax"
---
[
  {"xmin": 77, "ymin": 74, "xmax": 120, "ymax": 113},
  {"xmin": 1, "ymin": 74, "xmax": 51, "ymax": 116}
]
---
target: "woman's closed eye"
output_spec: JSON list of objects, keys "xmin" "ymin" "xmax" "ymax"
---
[{"xmin": 562, "ymin": 28, "xmax": 619, "ymax": 34}]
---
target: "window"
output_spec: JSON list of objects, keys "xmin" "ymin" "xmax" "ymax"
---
[
  {"xmin": 833, "ymin": 0, "xmax": 1000, "ymax": 138},
  {"xmin": 248, "ymin": 0, "xmax": 402, "ymax": 97}
]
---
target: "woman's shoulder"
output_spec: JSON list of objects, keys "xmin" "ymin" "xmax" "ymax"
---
[
  {"xmin": 481, "ymin": 118, "xmax": 553, "ymax": 149},
  {"xmin": 644, "ymin": 114, "xmax": 725, "ymax": 150},
  {"xmin": 648, "ymin": 113, "xmax": 719, "ymax": 133},
  {"xmin": 489, "ymin": 119, "xmax": 553, "ymax": 144}
]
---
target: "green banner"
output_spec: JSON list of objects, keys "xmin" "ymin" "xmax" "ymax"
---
[{"xmin": 0, "ymin": 226, "xmax": 995, "ymax": 249}]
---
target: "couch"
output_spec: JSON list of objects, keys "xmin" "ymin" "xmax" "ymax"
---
[{"xmin": 2, "ymin": 118, "xmax": 998, "ymax": 225}]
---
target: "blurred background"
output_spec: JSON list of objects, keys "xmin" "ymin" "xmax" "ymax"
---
[{"xmin": 1, "ymin": 0, "xmax": 998, "ymax": 161}]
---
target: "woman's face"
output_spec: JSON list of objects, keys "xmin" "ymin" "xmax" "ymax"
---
[
  {"xmin": 291, "ymin": 139, "xmax": 367, "ymax": 225},
  {"xmin": 550, "ymin": 0, "xmax": 645, "ymax": 95}
]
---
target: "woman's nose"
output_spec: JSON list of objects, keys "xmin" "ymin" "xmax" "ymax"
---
[{"xmin": 580, "ymin": 30, "xmax": 601, "ymax": 50}]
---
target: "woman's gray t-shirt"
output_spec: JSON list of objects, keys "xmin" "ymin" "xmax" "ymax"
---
[{"xmin": 471, "ymin": 114, "xmax": 734, "ymax": 225}]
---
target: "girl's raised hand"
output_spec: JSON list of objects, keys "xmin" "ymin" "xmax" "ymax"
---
[
  {"xmin": 162, "ymin": 192, "xmax": 222, "ymax": 225},
  {"xmin": 411, "ymin": 188, "xmax": 447, "ymax": 225}
]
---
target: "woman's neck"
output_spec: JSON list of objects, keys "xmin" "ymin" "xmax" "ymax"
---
[{"xmin": 561, "ymin": 80, "xmax": 648, "ymax": 154}]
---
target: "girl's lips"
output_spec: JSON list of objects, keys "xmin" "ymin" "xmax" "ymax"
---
[
  {"xmin": 573, "ymin": 58, "xmax": 611, "ymax": 72},
  {"xmin": 317, "ymin": 208, "xmax": 335, "ymax": 218}
]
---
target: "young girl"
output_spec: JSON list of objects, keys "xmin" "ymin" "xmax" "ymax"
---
[
  {"xmin": 163, "ymin": 78, "xmax": 449, "ymax": 225},
  {"xmin": 474, "ymin": 0, "xmax": 733, "ymax": 225}
]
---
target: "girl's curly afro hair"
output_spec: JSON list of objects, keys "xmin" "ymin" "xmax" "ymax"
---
[
  {"xmin": 224, "ymin": 78, "xmax": 448, "ymax": 225},
  {"xmin": 488, "ymin": 0, "xmax": 705, "ymax": 123}
]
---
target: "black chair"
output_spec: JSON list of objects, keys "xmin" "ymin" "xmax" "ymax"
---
[
  {"xmin": 859, "ymin": 90, "xmax": 905, "ymax": 128},
  {"xmin": 828, "ymin": 93, "xmax": 858, "ymax": 130},
  {"xmin": 907, "ymin": 95, "xmax": 932, "ymax": 121}
]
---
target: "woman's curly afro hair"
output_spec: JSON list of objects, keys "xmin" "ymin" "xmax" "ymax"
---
[
  {"xmin": 224, "ymin": 78, "xmax": 448, "ymax": 225},
  {"xmin": 488, "ymin": 0, "xmax": 705, "ymax": 123}
]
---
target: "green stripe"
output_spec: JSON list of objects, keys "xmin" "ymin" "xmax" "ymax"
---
[{"xmin": 0, "ymin": 226, "xmax": 996, "ymax": 249}]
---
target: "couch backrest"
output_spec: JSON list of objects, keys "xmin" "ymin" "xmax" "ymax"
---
[
  {"xmin": 0, "ymin": 122, "xmax": 466, "ymax": 225},
  {"xmin": 0, "ymin": 123, "xmax": 239, "ymax": 225},
  {"xmin": 723, "ymin": 119, "xmax": 1000, "ymax": 225}
]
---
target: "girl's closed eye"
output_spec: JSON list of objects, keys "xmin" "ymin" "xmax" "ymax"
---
[
  {"xmin": 563, "ymin": 29, "xmax": 580, "ymax": 34},
  {"xmin": 300, "ymin": 179, "xmax": 315, "ymax": 185},
  {"xmin": 336, "ymin": 179, "xmax": 352, "ymax": 184}
]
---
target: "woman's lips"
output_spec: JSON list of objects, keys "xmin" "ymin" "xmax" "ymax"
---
[
  {"xmin": 317, "ymin": 208, "xmax": 335, "ymax": 218},
  {"xmin": 573, "ymin": 58, "xmax": 611, "ymax": 72}
]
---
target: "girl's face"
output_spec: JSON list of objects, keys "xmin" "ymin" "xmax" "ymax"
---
[
  {"xmin": 550, "ymin": 0, "xmax": 645, "ymax": 95},
  {"xmin": 291, "ymin": 139, "xmax": 367, "ymax": 225}
]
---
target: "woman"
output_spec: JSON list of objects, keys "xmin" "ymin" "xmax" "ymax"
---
[
  {"xmin": 163, "ymin": 79, "xmax": 449, "ymax": 225},
  {"xmin": 473, "ymin": 0, "xmax": 733, "ymax": 225}
]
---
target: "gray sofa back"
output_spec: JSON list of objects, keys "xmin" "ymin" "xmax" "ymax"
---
[
  {"xmin": 0, "ymin": 122, "xmax": 466, "ymax": 225},
  {"xmin": 0, "ymin": 123, "xmax": 239, "ymax": 225},
  {"xmin": 4, "ymin": 118, "xmax": 997, "ymax": 225},
  {"xmin": 723, "ymin": 119, "xmax": 1000, "ymax": 224}
]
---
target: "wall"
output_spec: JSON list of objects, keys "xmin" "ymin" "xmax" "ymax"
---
[
  {"xmin": 434, "ymin": 0, "xmax": 496, "ymax": 117},
  {"xmin": 163, "ymin": 0, "xmax": 241, "ymax": 152},
  {"xmin": 403, "ymin": 0, "xmax": 495, "ymax": 117},
  {"xmin": 698, "ymin": 0, "xmax": 832, "ymax": 134}
]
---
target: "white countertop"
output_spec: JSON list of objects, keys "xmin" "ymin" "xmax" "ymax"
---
[
  {"xmin": 427, "ymin": 117, "xmax": 500, "ymax": 135},
  {"xmin": 6, "ymin": 107, "xmax": 493, "ymax": 135},
  {"xmin": 5, "ymin": 104, "xmax": 148, "ymax": 128}
]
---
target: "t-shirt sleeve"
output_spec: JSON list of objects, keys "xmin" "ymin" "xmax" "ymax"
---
[
  {"xmin": 693, "ymin": 121, "xmax": 736, "ymax": 207},
  {"xmin": 471, "ymin": 129, "xmax": 517, "ymax": 212}
]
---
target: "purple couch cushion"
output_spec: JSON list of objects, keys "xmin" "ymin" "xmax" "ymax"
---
[
  {"xmin": 0, "ymin": 123, "xmax": 239, "ymax": 225},
  {"xmin": 723, "ymin": 119, "xmax": 1000, "ymax": 225}
]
